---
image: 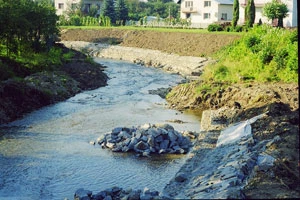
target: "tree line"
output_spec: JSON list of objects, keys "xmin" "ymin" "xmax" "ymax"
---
[
  {"xmin": 59, "ymin": 0, "xmax": 180, "ymax": 26},
  {"xmin": 0, "ymin": 0, "xmax": 58, "ymax": 56}
]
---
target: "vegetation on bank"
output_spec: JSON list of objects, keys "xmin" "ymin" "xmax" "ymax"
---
[
  {"xmin": 168, "ymin": 25, "xmax": 298, "ymax": 99},
  {"xmin": 203, "ymin": 25, "xmax": 298, "ymax": 83}
]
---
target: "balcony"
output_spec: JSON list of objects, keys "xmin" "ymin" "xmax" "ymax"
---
[{"xmin": 181, "ymin": 7, "xmax": 198, "ymax": 13}]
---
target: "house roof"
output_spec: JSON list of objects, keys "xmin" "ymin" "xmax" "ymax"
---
[{"xmin": 214, "ymin": 0, "xmax": 234, "ymax": 5}]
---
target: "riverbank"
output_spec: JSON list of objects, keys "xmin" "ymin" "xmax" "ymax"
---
[
  {"xmin": 0, "ymin": 45, "xmax": 108, "ymax": 124},
  {"xmin": 60, "ymin": 28, "xmax": 299, "ymax": 199}
]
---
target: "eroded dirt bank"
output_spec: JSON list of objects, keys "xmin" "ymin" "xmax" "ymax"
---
[{"xmin": 60, "ymin": 28, "xmax": 240, "ymax": 57}]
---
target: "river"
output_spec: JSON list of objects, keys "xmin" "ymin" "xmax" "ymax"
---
[{"xmin": 0, "ymin": 58, "xmax": 201, "ymax": 200}]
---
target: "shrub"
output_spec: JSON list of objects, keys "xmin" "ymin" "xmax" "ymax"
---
[{"xmin": 208, "ymin": 24, "xmax": 223, "ymax": 32}]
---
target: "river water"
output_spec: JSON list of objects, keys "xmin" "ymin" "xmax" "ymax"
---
[{"xmin": 0, "ymin": 58, "xmax": 201, "ymax": 200}]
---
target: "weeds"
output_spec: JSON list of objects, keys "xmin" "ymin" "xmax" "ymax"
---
[{"xmin": 202, "ymin": 25, "xmax": 298, "ymax": 83}]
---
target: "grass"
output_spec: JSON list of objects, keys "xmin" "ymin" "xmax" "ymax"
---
[
  {"xmin": 200, "ymin": 25, "xmax": 298, "ymax": 84},
  {"xmin": 59, "ymin": 25, "xmax": 241, "ymax": 35}
]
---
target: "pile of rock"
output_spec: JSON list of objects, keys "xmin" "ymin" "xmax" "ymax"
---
[
  {"xmin": 97, "ymin": 123, "xmax": 195, "ymax": 156},
  {"xmin": 74, "ymin": 187, "xmax": 165, "ymax": 200}
]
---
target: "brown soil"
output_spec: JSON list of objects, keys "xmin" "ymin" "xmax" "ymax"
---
[
  {"xmin": 60, "ymin": 28, "xmax": 299, "ymax": 198},
  {"xmin": 60, "ymin": 28, "xmax": 240, "ymax": 57}
]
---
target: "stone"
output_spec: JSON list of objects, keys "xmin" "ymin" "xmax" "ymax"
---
[
  {"xmin": 155, "ymin": 135, "xmax": 164, "ymax": 143},
  {"xmin": 160, "ymin": 139, "xmax": 170, "ymax": 150},
  {"xmin": 175, "ymin": 172, "xmax": 188, "ymax": 182},
  {"xmin": 119, "ymin": 131, "xmax": 131, "ymax": 140},
  {"xmin": 168, "ymin": 131, "xmax": 178, "ymax": 142},
  {"xmin": 74, "ymin": 188, "xmax": 92, "ymax": 199},
  {"xmin": 141, "ymin": 123, "xmax": 151, "ymax": 130},
  {"xmin": 134, "ymin": 141, "xmax": 149, "ymax": 151},
  {"xmin": 106, "ymin": 142, "xmax": 115, "ymax": 149},
  {"xmin": 97, "ymin": 135, "xmax": 106, "ymax": 145},
  {"xmin": 112, "ymin": 127, "xmax": 123, "ymax": 135},
  {"xmin": 141, "ymin": 135, "xmax": 148, "ymax": 142},
  {"xmin": 256, "ymin": 154, "xmax": 275, "ymax": 171},
  {"xmin": 147, "ymin": 135, "xmax": 155, "ymax": 147},
  {"xmin": 128, "ymin": 190, "xmax": 141, "ymax": 200},
  {"xmin": 128, "ymin": 137, "xmax": 138, "ymax": 150},
  {"xmin": 155, "ymin": 123, "xmax": 174, "ymax": 130}
]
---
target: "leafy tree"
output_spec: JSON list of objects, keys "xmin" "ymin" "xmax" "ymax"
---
[
  {"xmin": 232, "ymin": 0, "xmax": 239, "ymax": 28},
  {"xmin": 89, "ymin": 4, "xmax": 99, "ymax": 17},
  {"xmin": 115, "ymin": 0, "xmax": 129, "ymax": 25},
  {"xmin": 0, "ymin": 0, "xmax": 59, "ymax": 55},
  {"xmin": 101, "ymin": 0, "xmax": 116, "ymax": 24},
  {"xmin": 263, "ymin": 0, "xmax": 288, "ymax": 28},
  {"xmin": 245, "ymin": 0, "xmax": 255, "ymax": 27}
]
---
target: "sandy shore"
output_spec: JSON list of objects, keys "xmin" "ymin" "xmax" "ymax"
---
[{"xmin": 60, "ymin": 41, "xmax": 214, "ymax": 80}]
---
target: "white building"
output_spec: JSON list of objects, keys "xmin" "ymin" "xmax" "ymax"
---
[
  {"xmin": 54, "ymin": 0, "xmax": 102, "ymax": 16},
  {"xmin": 178, "ymin": 0, "xmax": 297, "ymax": 28},
  {"xmin": 239, "ymin": 0, "xmax": 297, "ymax": 27},
  {"xmin": 179, "ymin": 0, "xmax": 234, "ymax": 28}
]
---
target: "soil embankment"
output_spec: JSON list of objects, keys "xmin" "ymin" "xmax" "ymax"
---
[{"xmin": 0, "ymin": 46, "xmax": 108, "ymax": 124}]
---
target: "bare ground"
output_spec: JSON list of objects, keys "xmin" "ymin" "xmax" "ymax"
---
[{"xmin": 60, "ymin": 28, "xmax": 299, "ymax": 199}]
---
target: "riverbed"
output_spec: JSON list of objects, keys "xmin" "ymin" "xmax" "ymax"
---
[{"xmin": 0, "ymin": 58, "xmax": 201, "ymax": 200}]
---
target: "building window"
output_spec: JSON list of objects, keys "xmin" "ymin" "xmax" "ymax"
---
[
  {"xmin": 185, "ymin": 1, "xmax": 193, "ymax": 8},
  {"xmin": 204, "ymin": 13, "xmax": 211, "ymax": 19},
  {"xmin": 204, "ymin": 1, "xmax": 211, "ymax": 7},
  {"xmin": 58, "ymin": 3, "xmax": 64, "ymax": 9},
  {"xmin": 221, "ymin": 13, "xmax": 227, "ymax": 20}
]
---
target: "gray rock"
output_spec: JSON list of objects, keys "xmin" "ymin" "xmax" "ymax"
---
[
  {"xmin": 155, "ymin": 135, "xmax": 164, "ymax": 143},
  {"xmin": 168, "ymin": 131, "xmax": 178, "ymax": 142},
  {"xmin": 141, "ymin": 135, "xmax": 148, "ymax": 142},
  {"xmin": 119, "ymin": 131, "xmax": 131, "ymax": 139},
  {"xmin": 147, "ymin": 128, "xmax": 160, "ymax": 137},
  {"xmin": 112, "ymin": 127, "xmax": 123, "ymax": 135},
  {"xmin": 128, "ymin": 190, "xmax": 141, "ymax": 200},
  {"xmin": 134, "ymin": 141, "xmax": 149, "ymax": 151},
  {"xmin": 175, "ymin": 172, "xmax": 188, "ymax": 182},
  {"xmin": 256, "ymin": 154, "xmax": 275, "ymax": 171},
  {"xmin": 140, "ymin": 123, "xmax": 151, "ymax": 130},
  {"xmin": 74, "ymin": 188, "xmax": 92, "ymax": 199},
  {"xmin": 106, "ymin": 141, "xmax": 115, "ymax": 149},
  {"xmin": 147, "ymin": 135, "xmax": 155, "ymax": 147},
  {"xmin": 155, "ymin": 123, "xmax": 174, "ymax": 130},
  {"xmin": 128, "ymin": 137, "xmax": 138, "ymax": 150},
  {"xmin": 160, "ymin": 139, "xmax": 170, "ymax": 150}
]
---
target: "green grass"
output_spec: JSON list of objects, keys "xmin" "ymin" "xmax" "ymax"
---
[
  {"xmin": 59, "ymin": 25, "xmax": 241, "ymax": 35},
  {"xmin": 200, "ymin": 25, "xmax": 298, "ymax": 84}
]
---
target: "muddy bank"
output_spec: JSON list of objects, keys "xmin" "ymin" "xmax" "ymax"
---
[{"xmin": 0, "ymin": 47, "xmax": 108, "ymax": 124}]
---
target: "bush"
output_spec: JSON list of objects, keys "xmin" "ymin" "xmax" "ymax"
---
[
  {"xmin": 208, "ymin": 24, "xmax": 223, "ymax": 32},
  {"xmin": 202, "ymin": 25, "xmax": 298, "ymax": 83}
]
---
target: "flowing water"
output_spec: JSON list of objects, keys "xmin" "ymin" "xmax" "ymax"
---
[{"xmin": 0, "ymin": 58, "xmax": 201, "ymax": 200}]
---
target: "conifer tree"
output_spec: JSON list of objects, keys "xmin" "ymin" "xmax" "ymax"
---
[
  {"xmin": 115, "ymin": 0, "xmax": 128, "ymax": 25},
  {"xmin": 232, "ymin": 0, "xmax": 239, "ymax": 28},
  {"xmin": 101, "ymin": 0, "xmax": 116, "ymax": 24},
  {"xmin": 245, "ymin": 0, "xmax": 255, "ymax": 27}
]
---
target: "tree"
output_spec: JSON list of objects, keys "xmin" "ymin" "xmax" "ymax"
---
[
  {"xmin": 263, "ymin": 0, "xmax": 288, "ymax": 28},
  {"xmin": 115, "ymin": 0, "xmax": 129, "ymax": 25},
  {"xmin": 101, "ymin": 0, "xmax": 116, "ymax": 24},
  {"xmin": 0, "ymin": 0, "xmax": 58, "ymax": 55},
  {"xmin": 245, "ymin": 0, "xmax": 255, "ymax": 28},
  {"xmin": 232, "ymin": 0, "xmax": 239, "ymax": 28}
]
